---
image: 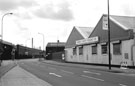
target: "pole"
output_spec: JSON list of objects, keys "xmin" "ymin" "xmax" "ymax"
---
[
  {"xmin": 108, "ymin": 0, "xmax": 111, "ymax": 70},
  {"xmin": 38, "ymin": 33, "xmax": 45, "ymax": 51},
  {"xmin": 0, "ymin": 13, "xmax": 13, "ymax": 65},
  {"xmin": 1, "ymin": 13, "xmax": 13, "ymax": 41}
]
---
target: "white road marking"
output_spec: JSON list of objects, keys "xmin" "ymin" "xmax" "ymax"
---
[
  {"xmin": 83, "ymin": 71, "xmax": 101, "ymax": 75},
  {"xmin": 81, "ymin": 75, "xmax": 104, "ymax": 81},
  {"xmin": 119, "ymin": 84, "xmax": 127, "ymax": 86},
  {"xmin": 49, "ymin": 73, "xmax": 62, "ymax": 77},
  {"xmin": 61, "ymin": 70, "xmax": 74, "ymax": 74}
]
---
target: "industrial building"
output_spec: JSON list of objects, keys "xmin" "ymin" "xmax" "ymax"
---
[
  {"xmin": 46, "ymin": 40, "xmax": 65, "ymax": 60},
  {"xmin": 65, "ymin": 14, "xmax": 135, "ymax": 67}
]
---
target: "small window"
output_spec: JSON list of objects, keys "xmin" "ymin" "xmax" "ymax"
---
[
  {"xmin": 113, "ymin": 43, "xmax": 121, "ymax": 55},
  {"xmin": 92, "ymin": 45, "xmax": 97, "ymax": 55},
  {"xmin": 73, "ymin": 47, "xmax": 76, "ymax": 55},
  {"xmin": 101, "ymin": 44, "xmax": 107, "ymax": 54},
  {"xmin": 79, "ymin": 46, "xmax": 83, "ymax": 55}
]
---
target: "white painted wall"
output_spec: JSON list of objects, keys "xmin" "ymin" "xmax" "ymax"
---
[
  {"xmin": 110, "ymin": 42, "xmax": 122, "ymax": 65},
  {"xmin": 65, "ymin": 39, "xmax": 135, "ymax": 66},
  {"xmin": 65, "ymin": 48, "xmax": 78, "ymax": 62},
  {"xmin": 83, "ymin": 46, "xmax": 89, "ymax": 63},
  {"xmin": 121, "ymin": 39, "xmax": 134, "ymax": 66},
  {"xmin": 65, "ymin": 48, "xmax": 73, "ymax": 62}
]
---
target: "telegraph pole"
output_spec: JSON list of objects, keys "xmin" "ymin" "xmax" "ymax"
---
[{"xmin": 108, "ymin": 0, "xmax": 111, "ymax": 70}]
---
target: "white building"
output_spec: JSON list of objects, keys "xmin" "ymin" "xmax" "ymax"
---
[
  {"xmin": 65, "ymin": 14, "xmax": 135, "ymax": 67},
  {"xmin": 65, "ymin": 26, "xmax": 93, "ymax": 62}
]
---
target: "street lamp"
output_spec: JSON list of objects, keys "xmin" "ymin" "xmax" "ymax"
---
[
  {"xmin": 1, "ymin": 13, "xmax": 13, "ymax": 41},
  {"xmin": 38, "ymin": 32, "xmax": 45, "ymax": 51},
  {"xmin": 0, "ymin": 13, "xmax": 13, "ymax": 65}
]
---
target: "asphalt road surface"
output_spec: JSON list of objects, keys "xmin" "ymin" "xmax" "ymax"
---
[{"xmin": 18, "ymin": 60, "xmax": 135, "ymax": 86}]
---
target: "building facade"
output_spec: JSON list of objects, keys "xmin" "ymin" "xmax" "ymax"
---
[
  {"xmin": 65, "ymin": 14, "xmax": 135, "ymax": 67},
  {"xmin": 46, "ymin": 41, "xmax": 65, "ymax": 60},
  {"xmin": 65, "ymin": 26, "xmax": 93, "ymax": 62}
]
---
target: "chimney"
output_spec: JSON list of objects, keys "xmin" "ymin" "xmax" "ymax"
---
[{"xmin": 57, "ymin": 40, "xmax": 59, "ymax": 43}]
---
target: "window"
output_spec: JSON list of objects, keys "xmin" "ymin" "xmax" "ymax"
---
[
  {"xmin": 113, "ymin": 43, "xmax": 121, "ymax": 55},
  {"xmin": 73, "ymin": 47, "xmax": 76, "ymax": 55},
  {"xmin": 92, "ymin": 45, "xmax": 97, "ymax": 55},
  {"xmin": 79, "ymin": 46, "xmax": 83, "ymax": 55},
  {"xmin": 101, "ymin": 44, "xmax": 107, "ymax": 54}
]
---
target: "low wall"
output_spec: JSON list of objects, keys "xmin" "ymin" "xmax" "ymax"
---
[{"xmin": 52, "ymin": 51, "xmax": 64, "ymax": 60}]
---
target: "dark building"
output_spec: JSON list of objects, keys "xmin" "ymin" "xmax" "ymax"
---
[
  {"xmin": 0, "ymin": 40, "xmax": 14, "ymax": 60},
  {"xmin": 16, "ymin": 45, "xmax": 42, "ymax": 59},
  {"xmin": 46, "ymin": 40, "xmax": 65, "ymax": 60}
]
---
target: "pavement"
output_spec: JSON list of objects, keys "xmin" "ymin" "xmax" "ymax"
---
[
  {"xmin": 42, "ymin": 60, "xmax": 135, "ymax": 74},
  {"xmin": 0, "ymin": 65, "xmax": 52, "ymax": 86}
]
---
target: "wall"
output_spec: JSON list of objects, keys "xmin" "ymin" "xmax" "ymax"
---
[
  {"xmin": 65, "ymin": 48, "xmax": 73, "ymax": 62},
  {"xmin": 85, "ymin": 44, "xmax": 108, "ymax": 64},
  {"xmin": 121, "ymin": 39, "xmax": 134, "ymax": 66},
  {"xmin": 52, "ymin": 51, "xmax": 64, "ymax": 60},
  {"xmin": 76, "ymin": 39, "xmax": 134, "ymax": 66},
  {"xmin": 65, "ymin": 39, "xmax": 135, "ymax": 66},
  {"xmin": 65, "ymin": 48, "xmax": 79, "ymax": 62}
]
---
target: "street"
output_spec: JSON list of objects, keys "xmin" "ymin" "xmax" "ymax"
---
[{"xmin": 16, "ymin": 60, "xmax": 135, "ymax": 86}]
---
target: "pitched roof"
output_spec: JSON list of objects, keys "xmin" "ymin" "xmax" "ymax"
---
[
  {"xmin": 105, "ymin": 14, "xmax": 135, "ymax": 31},
  {"xmin": 65, "ymin": 26, "xmax": 93, "ymax": 48},
  {"xmin": 46, "ymin": 42, "xmax": 66, "ymax": 47},
  {"xmin": 75, "ymin": 26, "xmax": 94, "ymax": 38},
  {"xmin": 89, "ymin": 14, "xmax": 134, "ymax": 43}
]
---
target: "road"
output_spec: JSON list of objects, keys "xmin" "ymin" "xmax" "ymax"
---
[{"xmin": 17, "ymin": 60, "xmax": 135, "ymax": 86}]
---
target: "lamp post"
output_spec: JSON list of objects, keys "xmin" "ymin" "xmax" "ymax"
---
[
  {"xmin": 1, "ymin": 13, "xmax": 13, "ymax": 41},
  {"xmin": 0, "ymin": 13, "xmax": 13, "ymax": 65},
  {"xmin": 38, "ymin": 32, "xmax": 45, "ymax": 51}
]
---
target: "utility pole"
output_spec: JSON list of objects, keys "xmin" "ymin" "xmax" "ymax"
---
[
  {"xmin": 108, "ymin": 0, "xmax": 111, "ymax": 70},
  {"xmin": 38, "ymin": 33, "xmax": 45, "ymax": 51}
]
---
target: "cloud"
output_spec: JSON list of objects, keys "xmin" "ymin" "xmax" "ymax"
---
[
  {"xmin": 33, "ymin": 1, "xmax": 74, "ymax": 21},
  {"xmin": 121, "ymin": 2, "xmax": 135, "ymax": 16},
  {"xmin": 0, "ymin": 0, "xmax": 37, "ymax": 11},
  {"xmin": 13, "ymin": 8, "xmax": 33, "ymax": 20}
]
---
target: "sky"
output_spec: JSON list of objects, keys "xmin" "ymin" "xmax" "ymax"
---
[{"xmin": 0, "ymin": 0, "xmax": 135, "ymax": 50}]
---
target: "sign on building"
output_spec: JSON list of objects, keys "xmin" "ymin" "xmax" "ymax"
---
[
  {"xmin": 76, "ymin": 36, "xmax": 99, "ymax": 45},
  {"xmin": 103, "ymin": 15, "xmax": 108, "ymax": 30}
]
